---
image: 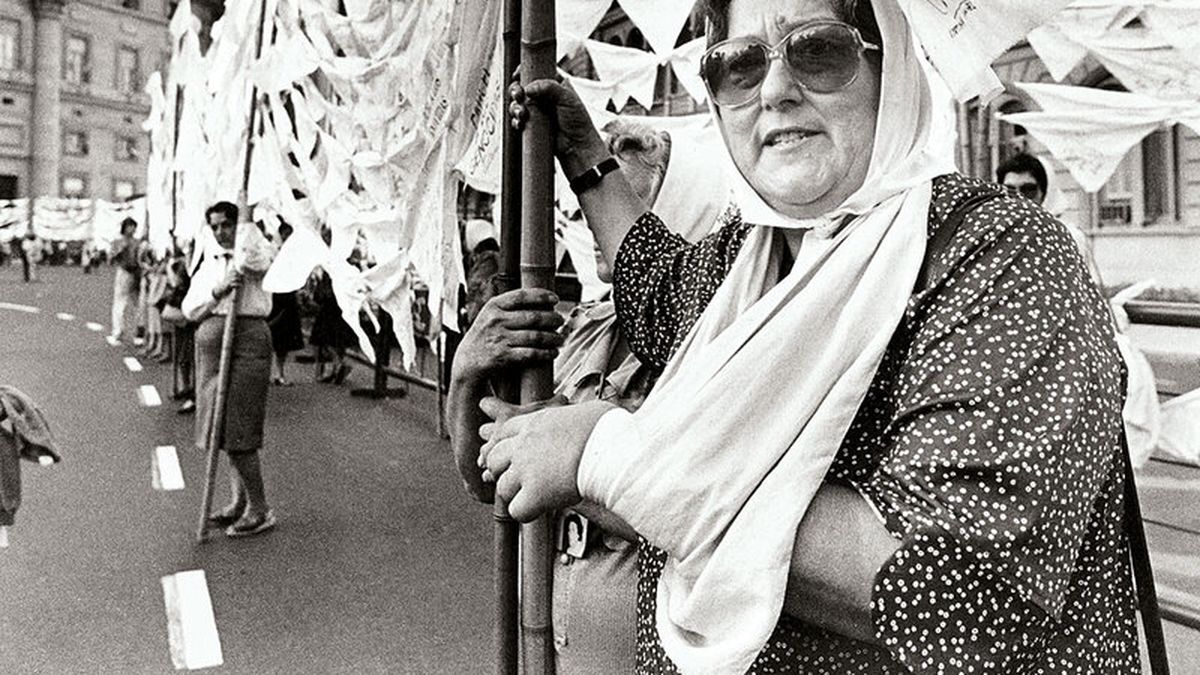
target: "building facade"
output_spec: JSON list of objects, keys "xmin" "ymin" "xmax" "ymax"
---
[
  {"xmin": 0, "ymin": 0, "xmax": 175, "ymax": 202},
  {"xmin": 960, "ymin": 43, "xmax": 1200, "ymax": 290}
]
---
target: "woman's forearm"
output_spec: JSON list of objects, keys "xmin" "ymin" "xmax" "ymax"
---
[
  {"xmin": 560, "ymin": 139, "xmax": 647, "ymax": 269},
  {"xmin": 783, "ymin": 482, "xmax": 901, "ymax": 644}
]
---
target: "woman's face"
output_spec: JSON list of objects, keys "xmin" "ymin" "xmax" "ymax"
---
[
  {"xmin": 719, "ymin": 0, "xmax": 881, "ymax": 218},
  {"xmin": 208, "ymin": 212, "xmax": 236, "ymax": 249}
]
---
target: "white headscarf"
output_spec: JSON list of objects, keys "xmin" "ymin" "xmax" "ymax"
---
[{"xmin": 575, "ymin": 1, "xmax": 958, "ymax": 672}]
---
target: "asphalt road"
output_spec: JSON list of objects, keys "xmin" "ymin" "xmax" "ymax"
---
[
  {"xmin": 1, "ymin": 263, "xmax": 1198, "ymax": 673},
  {"xmin": 0, "ymin": 264, "xmax": 494, "ymax": 674}
]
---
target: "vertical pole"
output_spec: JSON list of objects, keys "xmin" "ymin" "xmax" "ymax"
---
[
  {"xmin": 494, "ymin": 1, "xmax": 523, "ymax": 672},
  {"xmin": 519, "ymin": 0, "xmax": 557, "ymax": 672},
  {"xmin": 196, "ymin": 0, "xmax": 269, "ymax": 542}
]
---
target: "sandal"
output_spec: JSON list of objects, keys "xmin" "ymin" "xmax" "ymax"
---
[
  {"xmin": 205, "ymin": 504, "xmax": 246, "ymax": 529},
  {"xmin": 226, "ymin": 510, "xmax": 277, "ymax": 538}
]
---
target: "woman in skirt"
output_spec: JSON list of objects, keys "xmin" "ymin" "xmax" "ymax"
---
[{"xmin": 182, "ymin": 201, "xmax": 277, "ymax": 537}]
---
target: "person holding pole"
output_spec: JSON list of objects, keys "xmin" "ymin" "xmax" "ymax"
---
[
  {"xmin": 109, "ymin": 218, "xmax": 141, "ymax": 344},
  {"xmin": 481, "ymin": 0, "xmax": 1140, "ymax": 672},
  {"xmin": 183, "ymin": 201, "xmax": 277, "ymax": 538}
]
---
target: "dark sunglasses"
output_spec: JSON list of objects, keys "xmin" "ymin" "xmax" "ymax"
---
[
  {"xmin": 700, "ymin": 20, "xmax": 880, "ymax": 108},
  {"xmin": 1004, "ymin": 183, "xmax": 1042, "ymax": 200}
]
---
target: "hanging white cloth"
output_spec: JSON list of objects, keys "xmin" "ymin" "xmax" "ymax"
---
[
  {"xmin": 557, "ymin": 0, "xmax": 611, "ymax": 59},
  {"xmin": 616, "ymin": 0, "xmax": 697, "ymax": 58},
  {"xmin": 584, "ymin": 40, "xmax": 661, "ymax": 111},
  {"xmin": 1001, "ymin": 83, "xmax": 1200, "ymax": 192},
  {"xmin": 893, "ymin": 0, "xmax": 1074, "ymax": 102}
]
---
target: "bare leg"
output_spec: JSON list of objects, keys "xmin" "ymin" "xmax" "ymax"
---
[{"xmin": 228, "ymin": 451, "xmax": 269, "ymax": 517}]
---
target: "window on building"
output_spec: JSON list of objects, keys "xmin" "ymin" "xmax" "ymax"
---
[
  {"xmin": 116, "ymin": 46, "xmax": 140, "ymax": 94},
  {"xmin": 1098, "ymin": 126, "xmax": 1179, "ymax": 227},
  {"xmin": 64, "ymin": 35, "xmax": 90, "ymax": 85},
  {"xmin": 61, "ymin": 175, "xmax": 88, "ymax": 198},
  {"xmin": 64, "ymin": 129, "xmax": 89, "ymax": 156},
  {"xmin": 113, "ymin": 179, "xmax": 136, "ymax": 200},
  {"xmin": 122, "ymin": 0, "xmax": 142, "ymax": 10},
  {"xmin": 0, "ymin": 174, "xmax": 17, "ymax": 200},
  {"xmin": 115, "ymin": 135, "xmax": 138, "ymax": 161},
  {"xmin": 0, "ymin": 18, "xmax": 20, "ymax": 71}
]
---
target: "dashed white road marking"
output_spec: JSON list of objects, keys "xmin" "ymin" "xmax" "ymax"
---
[
  {"xmin": 86, "ymin": 322, "xmax": 105, "ymax": 332},
  {"xmin": 0, "ymin": 302, "xmax": 39, "ymax": 314},
  {"xmin": 105, "ymin": 335, "xmax": 121, "ymax": 346},
  {"xmin": 161, "ymin": 570, "xmax": 224, "ymax": 671},
  {"xmin": 0, "ymin": 526, "xmax": 8, "ymax": 548},
  {"xmin": 152, "ymin": 446, "xmax": 186, "ymax": 491},
  {"xmin": 37, "ymin": 455, "xmax": 54, "ymax": 466},
  {"xmin": 138, "ymin": 385, "xmax": 163, "ymax": 407},
  {"xmin": 55, "ymin": 312, "xmax": 75, "ymax": 321},
  {"xmin": 124, "ymin": 357, "xmax": 144, "ymax": 373}
]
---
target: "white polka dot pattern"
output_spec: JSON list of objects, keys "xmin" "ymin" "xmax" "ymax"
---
[{"xmin": 615, "ymin": 174, "xmax": 1139, "ymax": 673}]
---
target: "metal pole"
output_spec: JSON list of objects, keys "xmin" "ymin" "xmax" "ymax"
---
[
  {"xmin": 494, "ymin": 0, "xmax": 523, "ymax": 671},
  {"xmin": 196, "ymin": 0, "xmax": 269, "ymax": 542},
  {"xmin": 519, "ymin": 0, "xmax": 557, "ymax": 672}
]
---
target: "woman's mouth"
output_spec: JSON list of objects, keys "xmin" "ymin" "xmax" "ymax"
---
[{"xmin": 764, "ymin": 128, "xmax": 819, "ymax": 148}]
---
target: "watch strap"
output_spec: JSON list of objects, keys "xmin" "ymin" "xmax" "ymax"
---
[{"xmin": 568, "ymin": 157, "xmax": 620, "ymax": 195}]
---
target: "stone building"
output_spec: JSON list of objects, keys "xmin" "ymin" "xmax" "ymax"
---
[{"xmin": 0, "ymin": 0, "xmax": 177, "ymax": 202}]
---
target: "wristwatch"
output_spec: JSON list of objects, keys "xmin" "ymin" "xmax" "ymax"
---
[{"xmin": 568, "ymin": 157, "xmax": 620, "ymax": 196}]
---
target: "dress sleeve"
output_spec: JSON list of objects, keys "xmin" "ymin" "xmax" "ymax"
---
[
  {"xmin": 612, "ymin": 209, "xmax": 752, "ymax": 370},
  {"xmin": 852, "ymin": 196, "xmax": 1127, "ymax": 672}
]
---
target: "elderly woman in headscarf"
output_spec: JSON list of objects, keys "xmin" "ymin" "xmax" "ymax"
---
[{"xmin": 477, "ymin": 0, "xmax": 1140, "ymax": 672}]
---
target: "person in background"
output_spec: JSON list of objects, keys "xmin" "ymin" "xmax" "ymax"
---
[
  {"xmin": 997, "ymin": 152, "xmax": 1104, "ymax": 284},
  {"xmin": 266, "ymin": 222, "xmax": 304, "ymax": 386},
  {"xmin": 308, "ymin": 269, "xmax": 355, "ymax": 384},
  {"xmin": 183, "ymin": 201, "xmax": 277, "ymax": 538},
  {"xmin": 108, "ymin": 218, "xmax": 141, "ymax": 344},
  {"xmin": 19, "ymin": 232, "xmax": 40, "ymax": 283},
  {"xmin": 449, "ymin": 120, "xmax": 708, "ymax": 673},
  {"xmin": 161, "ymin": 243, "xmax": 196, "ymax": 414}
]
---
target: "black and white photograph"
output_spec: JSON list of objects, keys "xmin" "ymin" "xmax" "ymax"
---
[{"xmin": 1, "ymin": 0, "xmax": 1198, "ymax": 672}]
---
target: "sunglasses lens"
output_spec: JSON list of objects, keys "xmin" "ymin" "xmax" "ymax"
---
[
  {"xmin": 785, "ymin": 25, "xmax": 862, "ymax": 93},
  {"xmin": 703, "ymin": 43, "xmax": 770, "ymax": 107},
  {"xmin": 1019, "ymin": 184, "xmax": 1041, "ymax": 199}
]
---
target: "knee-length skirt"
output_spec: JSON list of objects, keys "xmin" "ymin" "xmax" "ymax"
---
[{"xmin": 194, "ymin": 316, "xmax": 271, "ymax": 453}]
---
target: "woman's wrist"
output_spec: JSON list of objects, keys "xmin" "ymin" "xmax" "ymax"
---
[{"xmin": 559, "ymin": 134, "xmax": 611, "ymax": 179}]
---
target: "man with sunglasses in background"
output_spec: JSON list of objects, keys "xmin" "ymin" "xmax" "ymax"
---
[{"xmin": 999, "ymin": 152, "xmax": 1104, "ymax": 284}]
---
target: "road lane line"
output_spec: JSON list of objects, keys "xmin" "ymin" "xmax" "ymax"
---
[
  {"xmin": 161, "ymin": 570, "xmax": 224, "ymax": 671},
  {"xmin": 152, "ymin": 446, "xmax": 186, "ymax": 491},
  {"xmin": 86, "ymin": 322, "xmax": 105, "ymax": 332},
  {"xmin": 105, "ymin": 335, "xmax": 121, "ymax": 346},
  {"xmin": 56, "ymin": 312, "xmax": 75, "ymax": 321},
  {"xmin": 138, "ymin": 385, "xmax": 163, "ymax": 407},
  {"xmin": 0, "ymin": 526, "xmax": 8, "ymax": 548},
  {"xmin": 0, "ymin": 302, "xmax": 39, "ymax": 313},
  {"xmin": 124, "ymin": 357, "xmax": 144, "ymax": 373}
]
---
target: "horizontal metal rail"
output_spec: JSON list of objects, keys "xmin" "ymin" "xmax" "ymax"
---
[
  {"xmin": 1158, "ymin": 586, "xmax": 1200, "ymax": 633},
  {"xmin": 1125, "ymin": 300, "xmax": 1200, "ymax": 329},
  {"xmin": 345, "ymin": 349, "xmax": 440, "ymax": 392}
]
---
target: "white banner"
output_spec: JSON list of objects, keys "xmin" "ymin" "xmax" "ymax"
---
[{"xmin": 894, "ymin": 0, "xmax": 1075, "ymax": 102}]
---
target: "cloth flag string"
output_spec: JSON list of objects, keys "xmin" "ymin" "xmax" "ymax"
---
[
  {"xmin": 582, "ymin": 37, "xmax": 709, "ymax": 109},
  {"xmin": 557, "ymin": 0, "xmax": 697, "ymax": 61},
  {"xmin": 1000, "ymin": 82, "xmax": 1200, "ymax": 192},
  {"xmin": 1026, "ymin": 1, "xmax": 1200, "ymax": 100}
]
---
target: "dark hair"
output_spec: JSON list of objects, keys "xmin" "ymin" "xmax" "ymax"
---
[
  {"xmin": 702, "ymin": 0, "xmax": 882, "ymax": 51},
  {"xmin": 120, "ymin": 217, "xmax": 138, "ymax": 234},
  {"xmin": 204, "ymin": 201, "xmax": 239, "ymax": 224},
  {"xmin": 996, "ymin": 153, "xmax": 1047, "ymax": 196}
]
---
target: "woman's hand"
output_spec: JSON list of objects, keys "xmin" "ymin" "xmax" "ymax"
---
[
  {"xmin": 452, "ymin": 289, "xmax": 565, "ymax": 384},
  {"xmin": 212, "ymin": 269, "xmax": 244, "ymax": 299},
  {"xmin": 478, "ymin": 397, "xmax": 616, "ymax": 522},
  {"xmin": 509, "ymin": 79, "xmax": 609, "ymax": 178}
]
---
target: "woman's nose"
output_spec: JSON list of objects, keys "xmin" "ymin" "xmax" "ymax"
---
[{"xmin": 758, "ymin": 56, "xmax": 804, "ymax": 110}]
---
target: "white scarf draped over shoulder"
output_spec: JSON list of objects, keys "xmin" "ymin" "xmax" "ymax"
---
[{"xmin": 575, "ymin": 1, "xmax": 958, "ymax": 673}]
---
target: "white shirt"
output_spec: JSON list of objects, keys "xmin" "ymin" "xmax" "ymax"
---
[{"xmin": 182, "ymin": 252, "xmax": 272, "ymax": 321}]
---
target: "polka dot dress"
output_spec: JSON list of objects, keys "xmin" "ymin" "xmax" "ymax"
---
[{"xmin": 613, "ymin": 174, "xmax": 1140, "ymax": 674}]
